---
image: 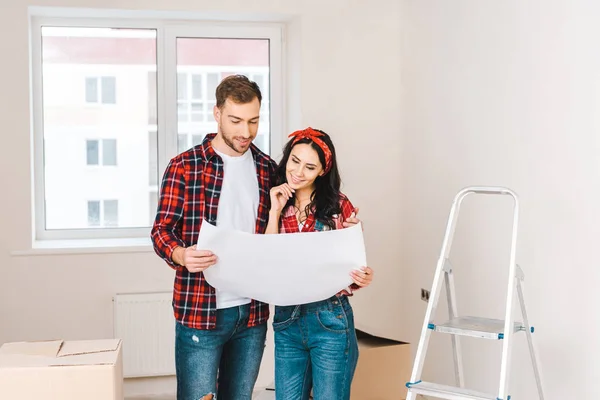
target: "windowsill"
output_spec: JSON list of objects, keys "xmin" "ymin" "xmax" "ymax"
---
[{"xmin": 10, "ymin": 237, "xmax": 154, "ymax": 256}]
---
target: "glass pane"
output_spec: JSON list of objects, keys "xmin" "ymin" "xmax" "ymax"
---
[
  {"xmin": 206, "ymin": 73, "xmax": 219, "ymax": 100},
  {"xmin": 102, "ymin": 139, "xmax": 117, "ymax": 166},
  {"xmin": 87, "ymin": 200, "xmax": 100, "ymax": 226},
  {"xmin": 147, "ymin": 71, "xmax": 157, "ymax": 125},
  {"xmin": 148, "ymin": 130, "xmax": 158, "ymax": 186},
  {"xmin": 85, "ymin": 78, "xmax": 98, "ymax": 103},
  {"xmin": 103, "ymin": 199, "xmax": 119, "ymax": 227},
  {"xmin": 149, "ymin": 191, "xmax": 158, "ymax": 226},
  {"xmin": 191, "ymin": 74, "xmax": 203, "ymax": 99},
  {"xmin": 253, "ymin": 134, "xmax": 266, "ymax": 153},
  {"xmin": 41, "ymin": 27, "xmax": 158, "ymax": 230},
  {"xmin": 176, "ymin": 38, "xmax": 270, "ymax": 154},
  {"xmin": 191, "ymin": 101, "xmax": 203, "ymax": 122},
  {"xmin": 177, "ymin": 102, "xmax": 187, "ymax": 122},
  {"xmin": 192, "ymin": 134, "xmax": 203, "ymax": 146},
  {"xmin": 260, "ymin": 100, "xmax": 270, "ymax": 120},
  {"xmin": 206, "ymin": 100, "xmax": 216, "ymax": 120},
  {"xmin": 177, "ymin": 73, "xmax": 187, "ymax": 100},
  {"xmin": 178, "ymin": 134, "xmax": 189, "ymax": 154},
  {"xmin": 86, "ymin": 140, "xmax": 99, "ymax": 165},
  {"xmin": 101, "ymin": 76, "xmax": 116, "ymax": 104},
  {"xmin": 253, "ymin": 74, "xmax": 265, "ymax": 92}
]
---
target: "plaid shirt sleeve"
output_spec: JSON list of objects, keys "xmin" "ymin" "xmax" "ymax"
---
[
  {"xmin": 337, "ymin": 195, "xmax": 364, "ymax": 294},
  {"xmin": 338, "ymin": 195, "xmax": 356, "ymax": 224},
  {"xmin": 269, "ymin": 159, "xmax": 278, "ymax": 186},
  {"xmin": 151, "ymin": 157, "xmax": 187, "ymax": 269}
]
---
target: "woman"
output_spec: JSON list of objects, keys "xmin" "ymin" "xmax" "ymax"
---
[{"xmin": 266, "ymin": 127, "xmax": 374, "ymax": 400}]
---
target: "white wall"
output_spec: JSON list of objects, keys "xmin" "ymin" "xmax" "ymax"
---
[
  {"xmin": 0, "ymin": 0, "xmax": 402, "ymax": 396},
  {"xmin": 400, "ymin": 0, "xmax": 600, "ymax": 398}
]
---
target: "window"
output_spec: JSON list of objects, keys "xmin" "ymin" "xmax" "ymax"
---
[
  {"xmin": 88, "ymin": 200, "xmax": 119, "ymax": 227},
  {"xmin": 31, "ymin": 16, "xmax": 283, "ymax": 241},
  {"xmin": 148, "ymin": 130, "xmax": 158, "ymax": 186},
  {"xmin": 86, "ymin": 139, "xmax": 117, "ymax": 166},
  {"xmin": 149, "ymin": 191, "xmax": 158, "ymax": 225},
  {"xmin": 177, "ymin": 72, "xmax": 204, "ymax": 123},
  {"xmin": 85, "ymin": 76, "xmax": 116, "ymax": 104},
  {"xmin": 177, "ymin": 133, "xmax": 204, "ymax": 154}
]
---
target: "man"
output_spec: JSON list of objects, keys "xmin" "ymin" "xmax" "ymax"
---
[{"xmin": 151, "ymin": 75, "xmax": 275, "ymax": 400}]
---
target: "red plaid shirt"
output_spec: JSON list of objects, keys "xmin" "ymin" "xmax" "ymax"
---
[
  {"xmin": 279, "ymin": 194, "xmax": 361, "ymax": 295},
  {"xmin": 151, "ymin": 133, "xmax": 277, "ymax": 330}
]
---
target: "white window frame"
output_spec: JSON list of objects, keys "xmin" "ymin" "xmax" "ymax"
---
[{"xmin": 30, "ymin": 14, "xmax": 284, "ymax": 242}]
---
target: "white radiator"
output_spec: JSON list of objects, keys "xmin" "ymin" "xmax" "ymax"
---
[{"xmin": 113, "ymin": 291, "xmax": 176, "ymax": 378}]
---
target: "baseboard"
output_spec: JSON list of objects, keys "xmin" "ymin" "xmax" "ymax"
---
[{"xmin": 124, "ymin": 376, "xmax": 177, "ymax": 398}]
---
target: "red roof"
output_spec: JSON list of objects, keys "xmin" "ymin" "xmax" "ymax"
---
[{"xmin": 42, "ymin": 37, "xmax": 269, "ymax": 66}]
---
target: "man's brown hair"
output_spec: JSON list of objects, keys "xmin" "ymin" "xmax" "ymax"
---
[{"xmin": 215, "ymin": 74, "xmax": 262, "ymax": 109}]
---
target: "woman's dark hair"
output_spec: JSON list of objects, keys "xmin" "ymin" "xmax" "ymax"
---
[{"xmin": 276, "ymin": 129, "xmax": 342, "ymax": 229}]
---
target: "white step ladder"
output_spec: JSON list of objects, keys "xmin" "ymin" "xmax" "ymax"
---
[{"xmin": 405, "ymin": 186, "xmax": 544, "ymax": 400}]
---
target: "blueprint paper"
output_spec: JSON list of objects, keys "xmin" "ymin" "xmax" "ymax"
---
[{"xmin": 198, "ymin": 221, "xmax": 367, "ymax": 306}]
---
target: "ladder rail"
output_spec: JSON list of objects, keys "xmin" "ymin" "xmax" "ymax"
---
[
  {"xmin": 517, "ymin": 279, "xmax": 545, "ymax": 400},
  {"xmin": 444, "ymin": 187, "xmax": 517, "ymax": 254},
  {"xmin": 444, "ymin": 261, "xmax": 465, "ymax": 388},
  {"xmin": 406, "ymin": 189, "xmax": 466, "ymax": 393},
  {"xmin": 498, "ymin": 190, "xmax": 519, "ymax": 399}
]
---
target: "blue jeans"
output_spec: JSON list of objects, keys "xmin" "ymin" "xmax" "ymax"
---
[
  {"xmin": 273, "ymin": 295, "xmax": 359, "ymax": 400},
  {"xmin": 175, "ymin": 304, "xmax": 267, "ymax": 400}
]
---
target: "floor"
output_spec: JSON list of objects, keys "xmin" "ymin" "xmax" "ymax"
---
[{"xmin": 125, "ymin": 389, "xmax": 275, "ymax": 399}]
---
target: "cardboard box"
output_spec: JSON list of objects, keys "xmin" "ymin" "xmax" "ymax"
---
[
  {"xmin": 351, "ymin": 329, "xmax": 412, "ymax": 400},
  {"xmin": 0, "ymin": 338, "xmax": 123, "ymax": 400},
  {"xmin": 297, "ymin": 328, "xmax": 412, "ymax": 399}
]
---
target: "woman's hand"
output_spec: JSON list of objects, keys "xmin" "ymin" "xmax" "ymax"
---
[
  {"xmin": 270, "ymin": 183, "xmax": 295, "ymax": 213},
  {"xmin": 343, "ymin": 207, "xmax": 361, "ymax": 229},
  {"xmin": 350, "ymin": 266, "xmax": 374, "ymax": 287}
]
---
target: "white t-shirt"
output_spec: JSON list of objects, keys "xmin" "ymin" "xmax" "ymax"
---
[{"xmin": 213, "ymin": 148, "xmax": 259, "ymax": 309}]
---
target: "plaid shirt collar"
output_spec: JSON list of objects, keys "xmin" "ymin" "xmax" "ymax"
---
[
  {"xmin": 282, "ymin": 204, "xmax": 298, "ymax": 218},
  {"xmin": 198, "ymin": 133, "xmax": 219, "ymax": 161}
]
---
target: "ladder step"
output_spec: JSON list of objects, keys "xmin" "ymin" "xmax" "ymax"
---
[
  {"xmin": 431, "ymin": 316, "xmax": 528, "ymax": 339},
  {"xmin": 407, "ymin": 381, "xmax": 498, "ymax": 400}
]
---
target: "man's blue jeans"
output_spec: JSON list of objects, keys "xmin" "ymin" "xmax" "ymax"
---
[
  {"xmin": 175, "ymin": 304, "xmax": 267, "ymax": 400},
  {"xmin": 273, "ymin": 295, "xmax": 359, "ymax": 400}
]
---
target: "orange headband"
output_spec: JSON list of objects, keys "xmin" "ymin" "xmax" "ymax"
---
[{"xmin": 288, "ymin": 127, "xmax": 333, "ymax": 173}]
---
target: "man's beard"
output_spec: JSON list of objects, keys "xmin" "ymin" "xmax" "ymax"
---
[{"xmin": 221, "ymin": 126, "xmax": 250, "ymax": 155}]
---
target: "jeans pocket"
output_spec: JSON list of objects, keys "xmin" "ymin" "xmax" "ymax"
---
[
  {"xmin": 272, "ymin": 307, "xmax": 295, "ymax": 332},
  {"xmin": 316, "ymin": 309, "xmax": 348, "ymax": 333}
]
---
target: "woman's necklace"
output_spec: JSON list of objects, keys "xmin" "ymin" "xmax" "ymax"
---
[{"xmin": 294, "ymin": 197, "xmax": 311, "ymax": 224}]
